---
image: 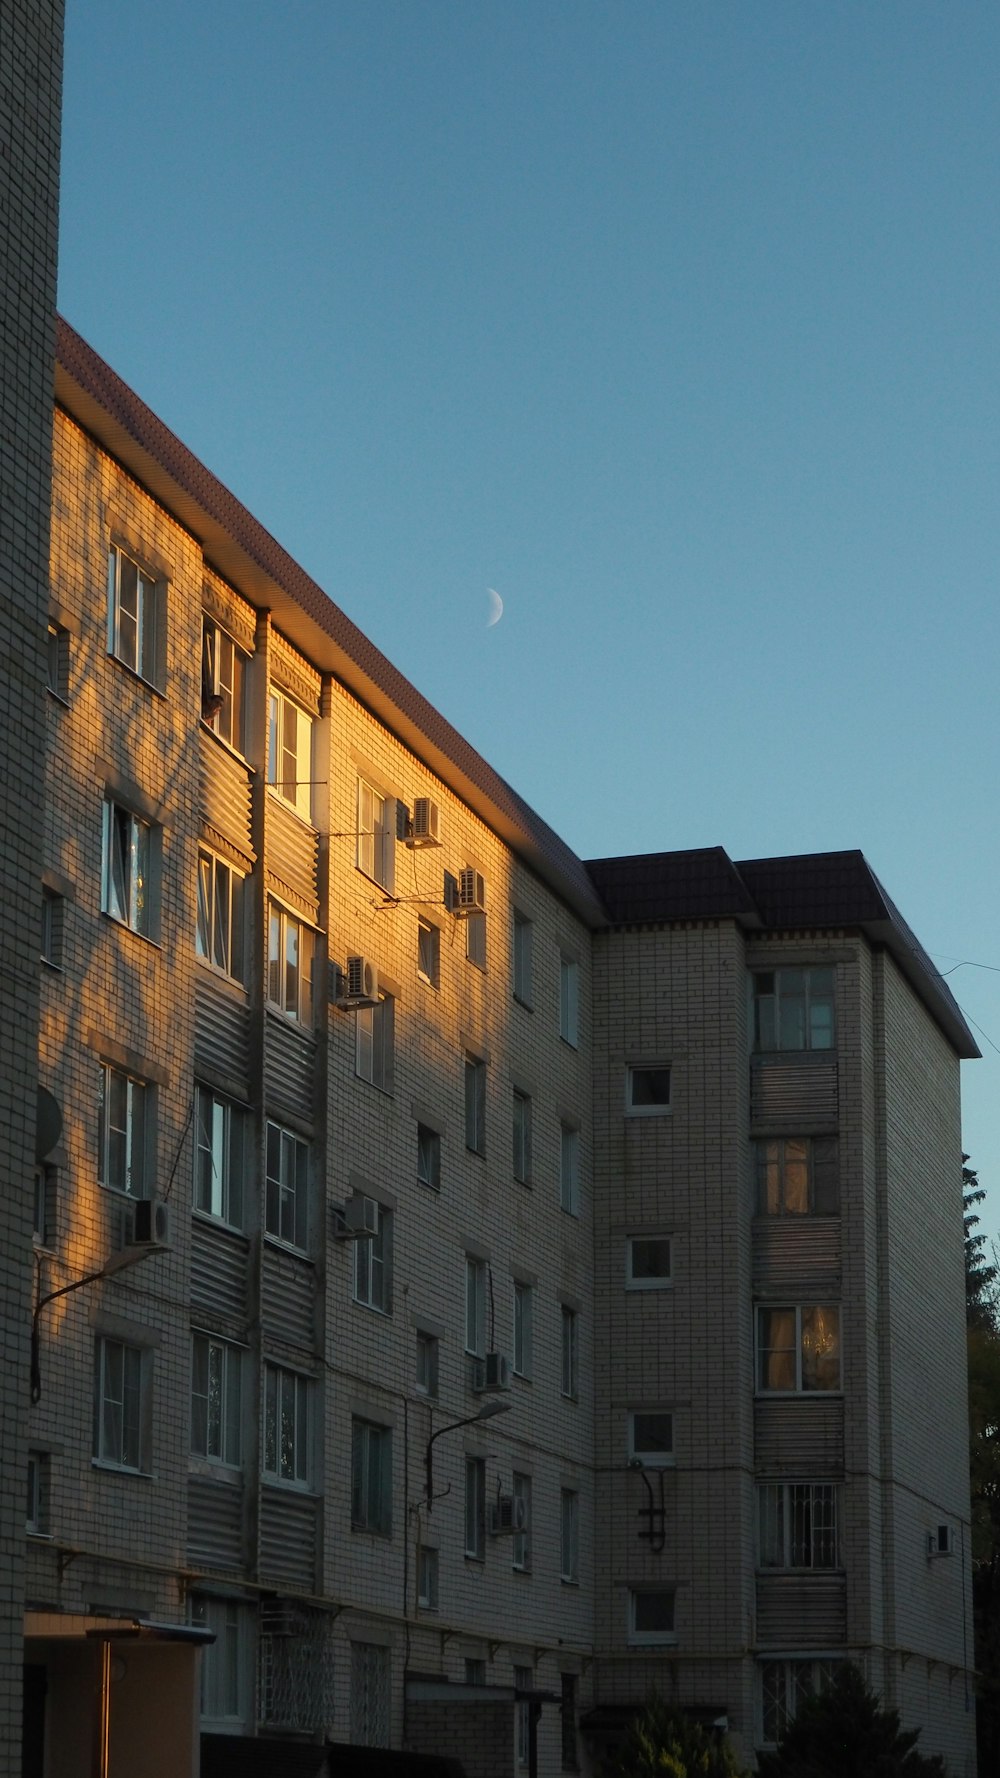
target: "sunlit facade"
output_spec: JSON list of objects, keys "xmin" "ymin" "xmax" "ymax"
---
[{"xmin": 19, "ymin": 323, "xmax": 978, "ymax": 1776}]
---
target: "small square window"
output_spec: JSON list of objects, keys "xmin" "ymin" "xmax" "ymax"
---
[
  {"xmin": 417, "ymin": 1123, "xmax": 441, "ymax": 1190},
  {"xmin": 415, "ymin": 1331, "xmax": 439, "ymax": 1398},
  {"xmin": 417, "ymin": 1545, "xmax": 439, "ymax": 1610},
  {"xmin": 626, "ymin": 1064, "xmax": 671, "ymax": 1116},
  {"xmin": 107, "ymin": 544, "xmax": 161, "ymax": 686},
  {"xmin": 417, "ymin": 919, "xmax": 440, "ymax": 987},
  {"xmin": 626, "ymin": 1235, "xmax": 672, "ymax": 1289},
  {"xmin": 628, "ymin": 1409, "xmax": 674, "ymax": 1467},
  {"xmin": 629, "ymin": 1588, "xmax": 676, "ymax": 1644}
]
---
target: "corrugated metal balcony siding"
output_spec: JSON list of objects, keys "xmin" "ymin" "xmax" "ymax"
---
[
  {"xmin": 754, "ymin": 1399, "xmax": 845, "ymax": 1475},
  {"xmin": 259, "ymin": 1488, "xmax": 320, "ymax": 1592},
  {"xmin": 750, "ymin": 1055, "xmax": 839, "ymax": 1130},
  {"xmin": 188, "ymin": 1474, "xmax": 246, "ymax": 1572},
  {"xmin": 756, "ymin": 1573, "xmax": 847, "ymax": 1646},
  {"xmin": 199, "ymin": 730, "xmax": 254, "ymax": 858},
  {"xmin": 752, "ymin": 1219, "xmax": 842, "ymax": 1296},
  {"xmin": 190, "ymin": 1218, "xmax": 250, "ymax": 1320}
]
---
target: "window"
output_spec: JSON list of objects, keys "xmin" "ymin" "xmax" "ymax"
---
[
  {"xmin": 191, "ymin": 1596, "xmax": 250, "ymax": 1726},
  {"xmin": 756, "ymin": 1305, "xmax": 841, "ymax": 1393},
  {"xmin": 357, "ymin": 778, "xmax": 393, "ymax": 889},
  {"xmin": 197, "ymin": 851, "xmax": 246, "ymax": 981},
  {"xmin": 760, "ymin": 1659, "xmax": 838, "ymax": 1746},
  {"xmin": 351, "ymin": 1418, "xmax": 392, "ymax": 1534},
  {"xmin": 264, "ymin": 1122, "xmax": 309, "ymax": 1251},
  {"xmin": 628, "ymin": 1589, "xmax": 676, "ymax": 1645},
  {"xmin": 513, "ymin": 912, "xmax": 533, "ymax": 1005},
  {"xmin": 465, "ymin": 1658, "xmax": 486, "ymax": 1687},
  {"xmin": 262, "ymin": 1363, "xmax": 310, "ymax": 1486},
  {"xmin": 465, "ymin": 1257, "xmax": 486, "ymax": 1358},
  {"xmin": 512, "ymin": 1091, "xmax": 532, "ymax": 1184},
  {"xmin": 561, "ymin": 1306, "xmax": 579, "ymax": 1400},
  {"xmin": 417, "ymin": 1545, "xmax": 439, "ymax": 1610},
  {"xmin": 752, "ymin": 967, "xmax": 835, "ymax": 1052},
  {"xmin": 350, "ymin": 1642, "xmax": 390, "ymax": 1748},
  {"xmin": 268, "ymin": 687, "xmax": 313, "ymax": 822},
  {"xmin": 98, "ymin": 1064, "xmax": 148, "ymax": 1197},
  {"xmin": 560, "ymin": 1490, "xmax": 579, "ymax": 1582},
  {"xmin": 559, "ymin": 955, "xmax": 579, "ymax": 1047},
  {"xmin": 94, "ymin": 1337, "xmax": 147, "ymax": 1471},
  {"xmin": 356, "ymin": 994, "xmax": 394, "ymax": 1093},
  {"xmin": 354, "ymin": 1200, "xmax": 392, "ymax": 1314},
  {"xmin": 417, "ymin": 918, "xmax": 439, "ymax": 987},
  {"xmin": 415, "ymin": 1331, "xmax": 439, "ymax": 1398},
  {"xmin": 559, "ymin": 1123, "xmax": 580, "ymax": 1215},
  {"xmin": 758, "ymin": 1482, "xmax": 840, "ymax": 1569},
  {"xmin": 191, "ymin": 1334, "xmax": 243, "ymax": 1468},
  {"xmin": 267, "ymin": 901, "xmax": 314, "ymax": 1025},
  {"xmin": 102, "ymin": 798, "xmax": 155, "ymax": 937},
  {"xmin": 465, "ymin": 1455, "xmax": 486, "ymax": 1559},
  {"xmin": 756, "ymin": 1137, "xmax": 839, "ymax": 1217},
  {"xmin": 33, "ymin": 1164, "xmax": 56, "ymax": 1246},
  {"xmin": 416, "ymin": 1123, "xmax": 440, "ymax": 1190},
  {"xmin": 41, "ymin": 887, "xmax": 63, "ymax": 967},
  {"xmin": 626, "ymin": 1235, "xmax": 672, "ymax": 1289},
  {"xmin": 107, "ymin": 543, "xmax": 159, "ymax": 683},
  {"xmin": 194, "ymin": 1086, "xmax": 246, "ymax": 1227},
  {"xmin": 465, "ymin": 1053, "xmax": 486, "ymax": 1155},
  {"xmin": 512, "ymin": 1471, "xmax": 531, "ymax": 1571},
  {"xmin": 560, "ymin": 1673, "xmax": 578, "ymax": 1772},
  {"xmin": 515, "ymin": 1666, "xmax": 532, "ymax": 1766},
  {"xmin": 26, "ymin": 1451, "xmax": 49, "ymax": 1534},
  {"xmin": 628, "ymin": 1409, "xmax": 674, "ymax": 1467},
  {"xmin": 46, "ymin": 620, "xmax": 69, "ymax": 700},
  {"xmin": 201, "ymin": 617, "xmax": 247, "ymax": 751},
  {"xmin": 513, "ymin": 1281, "xmax": 533, "ymax": 1379},
  {"xmin": 626, "ymin": 1064, "xmax": 671, "ymax": 1115},
  {"xmin": 466, "ymin": 909, "xmax": 487, "ymax": 970}
]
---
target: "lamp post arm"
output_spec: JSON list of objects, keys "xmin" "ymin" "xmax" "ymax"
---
[
  {"xmin": 30, "ymin": 1265, "xmax": 121, "ymax": 1406},
  {"xmin": 425, "ymin": 1410, "xmax": 496, "ymax": 1512}
]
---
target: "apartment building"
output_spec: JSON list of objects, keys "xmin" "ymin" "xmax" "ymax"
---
[{"xmin": 22, "ymin": 317, "xmax": 977, "ymax": 1778}]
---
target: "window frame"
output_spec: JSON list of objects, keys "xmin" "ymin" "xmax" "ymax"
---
[
  {"xmin": 98, "ymin": 1062, "xmax": 149, "ymax": 1199},
  {"xmin": 464, "ymin": 1052, "xmax": 486, "ymax": 1156},
  {"xmin": 512, "ymin": 1090, "xmax": 532, "ymax": 1185},
  {"xmin": 41, "ymin": 886, "xmax": 64, "ymax": 968},
  {"xmin": 94, "ymin": 1336, "xmax": 148, "ymax": 1473},
  {"xmin": 559, "ymin": 1488, "xmax": 579, "ymax": 1583},
  {"xmin": 356, "ymin": 992, "xmax": 394, "ymax": 1093},
  {"xmin": 757, "ymin": 1480, "xmax": 841, "ymax": 1570},
  {"xmin": 464, "ymin": 1454, "xmax": 486, "ymax": 1560},
  {"xmin": 559, "ymin": 955, "xmax": 579, "ymax": 1048},
  {"xmin": 560, "ymin": 1306, "xmax": 579, "ymax": 1401},
  {"xmin": 191, "ymin": 1594, "xmax": 252, "ymax": 1727},
  {"xmin": 262, "ymin": 1362, "xmax": 310, "ymax": 1488},
  {"xmin": 628, "ymin": 1588, "xmax": 677, "ymax": 1646},
  {"xmin": 465, "ymin": 1257, "xmax": 486, "ymax": 1359},
  {"xmin": 197, "ymin": 850, "xmax": 246, "ymax": 982},
  {"xmin": 752, "ymin": 966, "xmax": 836, "ymax": 1054},
  {"xmin": 512, "ymin": 1470, "xmax": 532, "ymax": 1572},
  {"xmin": 107, "ymin": 543, "xmax": 161, "ymax": 686},
  {"xmin": 46, "ymin": 619, "xmax": 70, "ymax": 702},
  {"xmin": 351, "ymin": 1417, "xmax": 393, "ymax": 1536},
  {"xmin": 102, "ymin": 797, "xmax": 157, "ymax": 939},
  {"xmin": 415, "ymin": 1331, "xmax": 439, "ymax": 1398},
  {"xmin": 625, "ymin": 1234, "xmax": 673, "ymax": 1290},
  {"xmin": 201, "ymin": 616, "xmax": 248, "ymax": 753},
  {"xmin": 755, "ymin": 1136, "xmax": 839, "ymax": 1218},
  {"xmin": 417, "ymin": 917, "xmax": 440, "ymax": 988},
  {"xmin": 194, "ymin": 1085, "xmax": 246, "ymax": 1229},
  {"xmin": 267, "ymin": 685, "xmax": 314, "ymax": 823},
  {"xmin": 466, "ymin": 908, "xmax": 487, "ymax": 970},
  {"xmin": 627, "ymin": 1408, "xmax": 674, "ymax": 1468},
  {"xmin": 353, "ymin": 1199, "xmax": 393, "ymax": 1315},
  {"xmin": 264, "ymin": 1121, "xmax": 310, "ymax": 1253},
  {"xmin": 755, "ymin": 1304, "xmax": 842, "ymax": 1395},
  {"xmin": 559, "ymin": 1122, "xmax": 580, "ymax": 1216},
  {"xmin": 625, "ymin": 1063, "xmax": 672, "ymax": 1117},
  {"xmin": 191, "ymin": 1332, "xmax": 243, "ymax": 1470},
  {"xmin": 266, "ymin": 900, "xmax": 315, "ymax": 1027},
  {"xmin": 416, "ymin": 1122, "xmax": 441, "ymax": 1190},
  {"xmin": 356, "ymin": 777, "xmax": 394, "ymax": 890},
  {"xmin": 26, "ymin": 1450, "xmax": 50, "ymax": 1535},
  {"xmin": 417, "ymin": 1545, "xmax": 439, "ymax": 1610},
  {"xmin": 512, "ymin": 911, "xmax": 533, "ymax": 1006},
  {"xmin": 513, "ymin": 1281, "xmax": 533, "ymax": 1380}
]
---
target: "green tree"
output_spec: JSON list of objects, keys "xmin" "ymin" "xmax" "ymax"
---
[
  {"xmin": 755, "ymin": 1663, "xmax": 945, "ymax": 1777},
  {"xmin": 603, "ymin": 1694, "xmax": 748, "ymax": 1778},
  {"xmin": 965, "ymin": 1156, "xmax": 1000, "ymax": 1770},
  {"xmin": 965, "ymin": 1156, "xmax": 997, "ymax": 1329}
]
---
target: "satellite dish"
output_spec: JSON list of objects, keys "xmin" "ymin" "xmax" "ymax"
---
[{"xmin": 36, "ymin": 1087, "xmax": 62, "ymax": 1163}]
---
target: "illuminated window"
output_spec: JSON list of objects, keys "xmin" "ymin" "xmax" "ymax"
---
[{"xmin": 756, "ymin": 1305, "xmax": 841, "ymax": 1393}]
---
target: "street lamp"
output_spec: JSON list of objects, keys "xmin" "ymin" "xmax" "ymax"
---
[{"xmin": 424, "ymin": 1399, "xmax": 511, "ymax": 1510}]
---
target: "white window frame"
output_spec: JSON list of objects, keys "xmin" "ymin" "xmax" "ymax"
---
[
  {"xmin": 194, "ymin": 1085, "xmax": 246, "ymax": 1228},
  {"xmin": 191, "ymin": 1595, "xmax": 252, "ymax": 1728},
  {"xmin": 625, "ymin": 1063, "xmax": 672, "ymax": 1116},
  {"xmin": 107, "ymin": 543, "xmax": 160, "ymax": 684},
  {"xmin": 512, "ymin": 911, "xmax": 533, "ymax": 1006},
  {"xmin": 417, "ymin": 917, "xmax": 440, "ymax": 987},
  {"xmin": 465, "ymin": 1455, "xmax": 486, "ymax": 1560},
  {"xmin": 628, "ymin": 1588, "xmax": 676, "ymax": 1645},
  {"xmin": 356, "ymin": 993, "xmax": 394, "ymax": 1093},
  {"xmin": 197, "ymin": 850, "xmax": 246, "ymax": 981},
  {"xmin": 415, "ymin": 1330, "xmax": 439, "ymax": 1398},
  {"xmin": 625, "ymin": 1234, "xmax": 673, "ymax": 1290},
  {"xmin": 559, "ymin": 954, "xmax": 579, "ymax": 1047},
  {"xmin": 26, "ymin": 1450, "xmax": 49, "ymax": 1534},
  {"xmin": 98, "ymin": 1063, "xmax": 148, "ymax": 1198},
  {"xmin": 416, "ymin": 1122, "xmax": 441, "ymax": 1190},
  {"xmin": 417, "ymin": 1545, "xmax": 439, "ymax": 1610},
  {"xmin": 267, "ymin": 686, "xmax": 314, "ymax": 822},
  {"xmin": 759, "ymin": 1658, "xmax": 840, "ymax": 1748},
  {"xmin": 560, "ymin": 1488, "xmax": 579, "ymax": 1583},
  {"xmin": 512, "ymin": 1471, "xmax": 531, "ymax": 1572},
  {"xmin": 513, "ymin": 1281, "xmax": 533, "ymax": 1380},
  {"xmin": 191, "ymin": 1333, "xmax": 243, "ymax": 1469},
  {"xmin": 262, "ymin": 1362, "xmax": 310, "ymax": 1488},
  {"xmin": 353, "ymin": 1200, "xmax": 392, "ymax": 1314},
  {"xmin": 465, "ymin": 1052, "xmax": 486, "ymax": 1155},
  {"xmin": 102, "ymin": 798, "xmax": 155, "ymax": 937},
  {"xmin": 627, "ymin": 1409, "xmax": 674, "ymax": 1468},
  {"xmin": 756, "ymin": 1305, "xmax": 842, "ymax": 1395},
  {"xmin": 351, "ymin": 1417, "xmax": 392, "ymax": 1535},
  {"xmin": 752, "ymin": 966, "xmax": 836, "ymax": 1053},
  {"xmin": 264, "ymin": 1121, "xmax": 310, "ymax": 1252},
  {"xmin": 560, "ymin": 1306, "xmax": 579, "ymax": 1400},
  {"xmin": 201, "ymin": 616, "xmax": 247, "ymax": 753},
  {"xmin": 466, "ymin": 909, "xmax": 487, "ymax": 970},
  {"xmin": 356, "ymin": 777, "xmax": 394, "ymax": 889},
  {"xmin": 94, "ymin": 1336, "xmax": 148, "ymax": 1472},
  {"xmin": 513, "ymin": 1090, "xmax": 532, "ymax": 1184},
  {"xmin": 755, "ymin": 1136, "xmax": 839, "ymax": 1217},
  {"xmin": 267, "ymin": 900, "xmax": 314, "ymax": 1026},
  {"xmin": 757, "ymin": 1481, "xmax": 840, "ymax": 1570},
  {"xmin": 465, "ymin": 1257, "xmax": 486, "ymax": 1359},
  {"xmin": 559, "ymin": 1122, "xmax": 580, "ymax": 1215}
]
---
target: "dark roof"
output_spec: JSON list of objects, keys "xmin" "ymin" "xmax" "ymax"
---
[
  {"xmin": 53, "ymin": 318, "xmax": 605, "ymax": 929},
  {"xmin": 585, "ymin": 847, "xmax": 758, "ymax": 925}
]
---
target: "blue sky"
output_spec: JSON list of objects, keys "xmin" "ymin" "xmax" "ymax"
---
[{"xmin": 59, "ymin": 1, "xmax": 1000, "ymax": 1232}]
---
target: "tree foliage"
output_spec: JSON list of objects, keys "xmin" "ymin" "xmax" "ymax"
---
[
  {"xmin": 965, "ymin": 1157, "xmax": 998, "ymax": 1330},
  {"xmin": 754, "ymin": 1663, "xmax": 945, "ymax": 1778},
  {"xmin": 603, "ymin": 1694, "xmax": 748, "ymax": 1778},
  {"xmin": 965, "ymin": 1156, "xmax": 1000, "ymax": 1770}
]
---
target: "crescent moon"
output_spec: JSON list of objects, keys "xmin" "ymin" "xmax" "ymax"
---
[{"xmin": 487, "ymin": 587, "xmax": 504, "ymax": 627}]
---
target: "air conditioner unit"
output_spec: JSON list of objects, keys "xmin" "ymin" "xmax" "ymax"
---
[
  {"xmin": 333, "ymin": 954, "xmax": 379, "ymax": 1009},
  {"xmin": 488, "ymin": 1493, "xmax": 527, "ymax": 1537},
  {"xmin": 472, "ymin": 1351, "xmax": 512, "ymax": 1394},
  {"xmin": 406, "ymin": 797, "xmax": 441, "ymax": 848},
  {"xmin": 131, "ymin": 1198, "xmax": 170, "ymax": 1248},
  {"xmin": 453, "ymin": 868, "xmax": 486, "ymax": 917},
  {"xmin": 927, "ymin": 1524, "xmax": 956, "ymax": 1558},
  {"xmin": 343, "ymin": 1194, "xmax": 379, "ymax": 1236}
]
